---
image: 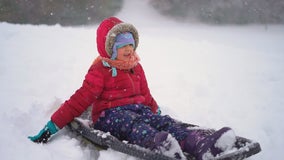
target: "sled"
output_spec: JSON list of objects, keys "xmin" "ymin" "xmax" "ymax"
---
[{"xmin": 67, "ymin": 117, "xmax": 261, "ymax": 160}]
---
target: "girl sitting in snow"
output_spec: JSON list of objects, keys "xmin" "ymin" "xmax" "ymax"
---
[{"xmin": 29, "ymin": 17, "xmax": 236, "ymax": 160}]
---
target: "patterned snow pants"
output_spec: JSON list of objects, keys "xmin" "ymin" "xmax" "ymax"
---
[{"xmin": 93, "ymin": 104, "xmax": 190, "ymax": 149}]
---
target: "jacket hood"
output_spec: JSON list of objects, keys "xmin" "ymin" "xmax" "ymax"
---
[{"xmin": 96, "ymin": 17, "xmax": 139, "ymax": 58}]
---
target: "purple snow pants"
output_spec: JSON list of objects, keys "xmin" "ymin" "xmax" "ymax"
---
[{"xmin": 93, "ymin": 104, "xmax": 189, "ymax": 149}]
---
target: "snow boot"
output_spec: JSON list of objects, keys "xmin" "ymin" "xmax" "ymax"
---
[
  {"xmin": 149, "ymin": 131, "xmax": 187, "ymax": 160},
  {"xmin": 183, "ymin": 127, "xmax": 236, "ymax": 160}
]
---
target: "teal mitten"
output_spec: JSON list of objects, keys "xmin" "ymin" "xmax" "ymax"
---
[
  {"xmin": 157, "ymin": 106, "xmax": 162, "ymax": 115},
  {"xmin": 28, "ymin": 120, "xmax": 59, "ymax": 143}
]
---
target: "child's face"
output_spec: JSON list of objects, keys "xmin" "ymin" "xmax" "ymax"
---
[{"xmin": 116, "ymin": 44, "xmax": 134, "ymax": 61}]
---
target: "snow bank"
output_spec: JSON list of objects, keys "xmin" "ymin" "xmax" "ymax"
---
[{"xmin": 1, "ymin": 0, "xmax": 284, "ymax": 159}]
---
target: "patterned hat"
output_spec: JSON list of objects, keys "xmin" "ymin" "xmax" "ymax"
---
[
  {"xmin": 111, "ymin": 32, "xmax": 135, "ymax": 60},
  {"xmin": 96, "ymin": 17, "xmax": 139, "ymax": 58}
]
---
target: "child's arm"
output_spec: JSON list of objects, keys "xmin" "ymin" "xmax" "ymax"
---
[
  {"xmin": 29, "ymin": 65, "xmax": 104, "ymax": 143},
  {"xmin": 51, "ymin": 65, "xmax": 104, "ymax": 128}
]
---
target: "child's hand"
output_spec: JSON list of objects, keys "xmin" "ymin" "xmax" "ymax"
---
[
  {"xmin": 28, "ymin": 120, "xmax": 59, "ymax": 143},
  {"xmin": 157, "ymin": 106, "xmax": 162, "ymax": 115}
]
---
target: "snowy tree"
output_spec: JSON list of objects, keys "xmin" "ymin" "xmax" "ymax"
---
[
  {"xmin": 0, "ymin": 0, "xmax": 123, "ymax": 25},
  {"xmin": 149, "ymin": 0, "xmax": 284, "ymax": 24}
]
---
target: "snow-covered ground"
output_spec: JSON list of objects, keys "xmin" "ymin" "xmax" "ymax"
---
[{"xmin": 1, "ymin": 0, "xmax": 284, "ymax": 159}]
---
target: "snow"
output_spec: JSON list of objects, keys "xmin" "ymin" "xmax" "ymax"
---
[
  {"xmin": 215, "ymin": 129, "xmax": 236, "ymax": 152},
  {"xmin": 1, "ymin": 0, "xmax": 284, "ymax": 159},
  {"xmin": 157, "ymin": 133, "xmax": 186, "ymax": 160}
]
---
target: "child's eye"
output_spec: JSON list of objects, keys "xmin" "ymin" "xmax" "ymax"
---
[{"xmin": 123, "ymin": 44, "xmax": 133, "ymax": 48}]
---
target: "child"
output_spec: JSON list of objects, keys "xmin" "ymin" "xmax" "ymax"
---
[{"xmin": 29, "ymin": 17, "xmax": 236, "ymax": 160}]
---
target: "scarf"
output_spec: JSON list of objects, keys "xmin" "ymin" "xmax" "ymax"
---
[{"xmin": 92, "ymin": 52, "xmax": 140, "ymax": 77}]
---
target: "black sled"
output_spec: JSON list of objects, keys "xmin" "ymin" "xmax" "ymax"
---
[{"xmin": 67, "ymin": 117, "xmax": 261, "ymax": 160}]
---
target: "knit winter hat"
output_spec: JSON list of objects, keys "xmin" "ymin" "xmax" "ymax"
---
[
  {"xmin": 105, "ymin": 22, "xmax": 138, "ymax": 58},
  {"xmin": 96, "ymin": 17, "xmax": 139, "ymax": 58},
  {"xmin": 111, "ymin": 32, "xmax": 135, "ymax": 60},
  {"xmin": 95, "ymin": 17, "xmax": 139, "ymax": 77}
]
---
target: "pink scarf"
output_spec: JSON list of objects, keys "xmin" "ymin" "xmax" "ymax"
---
[{"xmin": 93, "ymin": 52, "xmax": 140, "ymax": 70}]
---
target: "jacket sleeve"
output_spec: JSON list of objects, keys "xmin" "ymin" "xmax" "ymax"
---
[
  {"xmin": 51, "ymin": 65, "xmax": 104, "ymax": 128},
  {"xmin": 138, "ymin": 64, "xmax": 158, "ymax": 113}
]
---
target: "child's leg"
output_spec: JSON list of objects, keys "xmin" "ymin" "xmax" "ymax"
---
[
  {"xmin": 93, "ymin": 106, "xmax": 162, "ymax": 147},
  {"xmin": 93, "ymin": 107, "xmax": 147, "ymax": 140},
  {"xmin": 94, "ymin": 105, "xmax": 236, "ymax": 159},
  {"xmin": 135, "ymin": 106, "xmax": 190, "ymax": 142},
  {"xmin": 136, "ymin": 106, "xmax": 236, "ymax": 159},
  {"xmin": 183, "ymin": 127, "xmax": 236, "ymax": 160},
  {"xmin": 94, "ymin": 105, "xmax": 180, "ymax": 149}
]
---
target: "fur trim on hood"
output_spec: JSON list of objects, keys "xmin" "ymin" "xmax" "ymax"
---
[
  {"xmin": 96, "ymin": 17, "xmax": 139, "ymax": 58},
  {"xmin": 105, "ymin": 23, "xmax": 139, "ymax": 57}
]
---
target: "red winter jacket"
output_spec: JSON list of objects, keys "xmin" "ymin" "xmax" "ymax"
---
[
  {"xmin": 51, "ymin": 17, "xmax": 158, "ymax": 129},
  {"xmin": 51, "ymin": 62, "xmax": 158, "ymax": 129}
]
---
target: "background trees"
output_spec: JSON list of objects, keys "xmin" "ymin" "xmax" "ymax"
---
[
  {"xmin": 0, "ymin": 0, "xmax": 283, "ymax": 25},
  {"xmin": 0, "ymin": 0, "xmax": 122, "ymax": 25},
  {"xmin": 149, "ymin": 0, "xmax": 284, "ymax": 24}
]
